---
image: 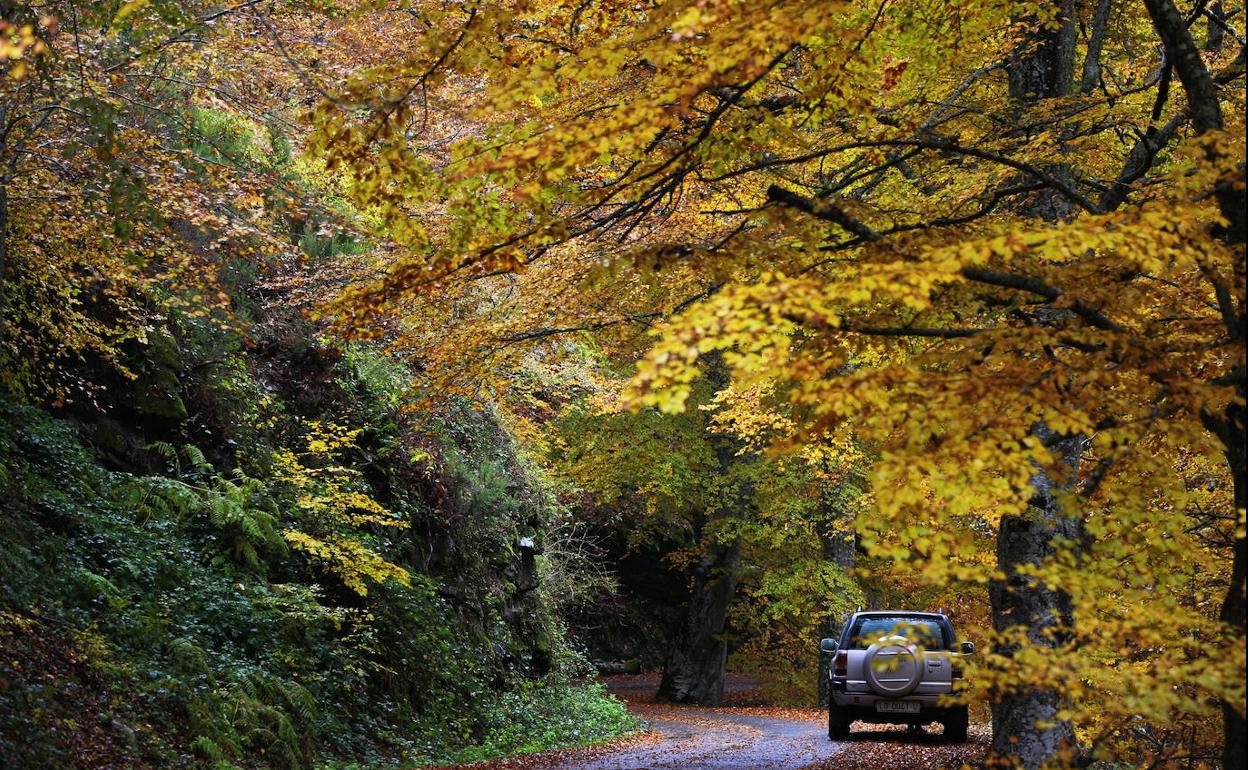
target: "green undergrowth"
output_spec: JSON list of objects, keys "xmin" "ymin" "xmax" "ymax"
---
[
  {"xmin": 0, "ymin": 382, "xmax": 639, "ymax": 768},
  {"xmin": 379, "ymin": 681, "xmax": 641, "ymax": 767},
  {"xmin": 0, "ymin": 98, "xmax": 638, "ymax": 769}
]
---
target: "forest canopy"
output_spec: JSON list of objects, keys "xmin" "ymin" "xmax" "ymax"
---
[{"xmin": 1, "ymin": 1, "xmax": 1244, "ymax": 769}]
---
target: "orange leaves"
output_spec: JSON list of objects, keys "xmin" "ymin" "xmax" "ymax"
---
[
  {"xmin": 879, "ymin": 59, "xmax": 909, "ymax": 91},
  {"xmin": 248, "ymin": 0, "xmax": 1248, "ymax": 758},
  {"xmin": 0, "ymin": 17, "xmax": 47, "ymax": 79}
]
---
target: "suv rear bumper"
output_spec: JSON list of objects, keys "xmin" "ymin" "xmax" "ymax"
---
[
  {"xmin": 831, "ymin": 702, "xmax": 964, "ymax": 726},
  {"xmin": 831, "ymin": 690, "xmax": 964, "ymax": 724}
]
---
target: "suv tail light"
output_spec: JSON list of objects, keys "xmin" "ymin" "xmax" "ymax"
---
[
  {"xmin": 834, "ymin": 651, "xmax": 848, "ymax": 678},
  {"xmin": 952, "ymin": 662, "xmax": 964, "ymax": 679}
]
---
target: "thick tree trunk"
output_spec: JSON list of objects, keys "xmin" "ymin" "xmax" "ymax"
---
[
  {"xmin": 992, "ymin": 10, "xmax": 1084, "ymax": 764},
  {"xmin": 1139, "ymin": 2, "xmax": 1245, "ymax": 764},
  {"xmin": 990, "ymin": 428, "xmax": 1086, "ymax": 768},
  {"xmin": 1141, "ymin": 0, "xmax": 1245, "ymax": 243},
  {"xmin": 1008, "ymin": 0, "xmax": 1076, "ymax": 100},
  {"xmin": 657, "ymin": 539, "xmax": 741, "ymax": 705},
  {"xmin": 1079, "ymin": 0, "xmax": 1114, "ymax": 94},
  {"xmin": 1221, "ymin": 432, "xmax": 1245, "ymax": 770},
  {"xmin": 816, "ymin": 519, "xmax": 856, "ymax": 707},
  {"xmin": 657, "ymin": 353, "xmax": 748, "ymax": 706}
]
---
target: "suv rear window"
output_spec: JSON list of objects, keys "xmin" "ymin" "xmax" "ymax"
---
[{"xmin": 846, "ymin": 616, "xmax": 951, "ymax": 650}]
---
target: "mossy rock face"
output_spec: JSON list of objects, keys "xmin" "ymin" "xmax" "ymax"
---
[
  {"xmin": 79, "ymin": 415, "xmax": 146, "ymax": 469},
  {"xmin": 130, "ymin": 332, "xmax": 187, "ymax": 424},
  {"xmin": 131, "ymin": 376, "xmax": 188, "ymax": 423}
]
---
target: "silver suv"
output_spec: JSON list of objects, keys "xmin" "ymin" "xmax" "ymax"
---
[{"xmin": 820, "ymin": 611, "xmax": 974, "ymax": 742}]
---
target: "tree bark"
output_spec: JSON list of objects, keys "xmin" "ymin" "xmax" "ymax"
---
[
  {"xmin": 1219, "ymin": 411, "xmax": 1245, "ymax": 770},
  {"xmin": 1204, "ymin": 397, "xmax": 1247, "ymax": 770},
  {"xmin": 990, "ymin": 428, "xmax": 1086, "ymax": 768},
  {"xmin": 1141, "ymin": 0, "xmax": 1245, "ymax": 243},
  {"xmin": 1007, "ymin": 0, "xmax": 1079, "ymax": 221},
  {"xmin": 1079, "ymin": 0, "xmax": 1114, "ymax": 94},
  {"xmin": 990, "ymin": 12, "xmax": 1086, "ymax": 764},
  {"xmin": 1008, "ymin": 0, "xmax": 1077, "ymax": 100},
  {"xmin": 1205, "ymin": 1, "xmax": 1225, "ymax": 51},
  {"xmin": 657, "ymin": 353, "xmax": 749, "ymax": 706},
  {"xmin": 657, "ymin": 538, "xmax": 741, "ymax": 705},
  {"xmin": 1140, "ymin": 2, "xmax": 1246, "ymax": 764},
  {"xmin": 816, "ymin": 516, "xmax": 856, "ymax": 707}
]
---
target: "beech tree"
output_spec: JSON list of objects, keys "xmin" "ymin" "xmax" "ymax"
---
[
  {"xmin": 548, "ymin": 357, "xmax": 864, "ymax": 705},
  {"xmin": 301, "ymin": 0, "xmax": 1245, "ymax": 765},
  {"xmin": 3, "ymin": 1, "xmax": 1240, "ymax": 765}
]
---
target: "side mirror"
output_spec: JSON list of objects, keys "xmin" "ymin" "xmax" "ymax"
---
[
  {"xmin": 960, "ymin": 641, "xmax": 976, "ymax": 655},
  {"xmin": 820, "ymin": 638, "xmax": 839, "ymax": 653}
]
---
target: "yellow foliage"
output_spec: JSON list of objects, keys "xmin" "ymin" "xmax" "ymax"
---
[{"xmin": 274, "ymin": 422, "xmax": 409, "ymax": 595}]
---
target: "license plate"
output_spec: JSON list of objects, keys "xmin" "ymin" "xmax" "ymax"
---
[{"xmin": 876, "ymin": 701, "xmax": 921, "ymax": 713}]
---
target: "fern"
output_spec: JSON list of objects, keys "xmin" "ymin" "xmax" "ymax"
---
[
  {"xmin": 147, "ymin": 440, "xmax": 179, "ymax": 466},
  {"xmin": 167, "ymin": 636, "xmax": 213, "ymax": 682},
  {"xmin": 118, "ymin": 475, "xmax": 201, "ymax": 524},
  {"xmin": 182, "ymin": 443, "xmax": 210, "ymax": 472},
  {"xmin": 202, "ymin": 471, "xmax": 287, "ymax": 572},
  {"xmin": 198, "ymin": 672, "xmax": 311, "ymax": 770},
  {"xmin": 191, "ymin": 735, "xmax": 224, "ymax": 762},
  {"xmin": 145, "ymin": 440, "xmax": 213, "ymax": 478},
  {"xmin": 72, "ymin": 569, "xmax": 124, "ymax": 607}
]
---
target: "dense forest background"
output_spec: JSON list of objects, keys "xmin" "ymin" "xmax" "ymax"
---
[
  {"xmin": 1, "ymin": 1, "xmax": 1244, "ymax": 769},
  {"xmin": 0, "ymin": 4, "xmax": 648, "ymax": 766}
]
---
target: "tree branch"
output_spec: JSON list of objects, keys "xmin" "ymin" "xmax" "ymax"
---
[
  {"xmin": 1142, "ymin": 0, "xmax": 1245, "ymax": 244},
  {"xmin": 960, "ymin": 266, "xmax": 1124, "ymax": 332},
  {"xmin": 765, "ymin": 185, "xmax": 881, "ymax": 240}
]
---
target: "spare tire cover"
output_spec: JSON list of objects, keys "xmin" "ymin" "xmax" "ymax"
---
[{"xmin": 863, "ymin": 634, "xmax": 921, "ymax": 697}]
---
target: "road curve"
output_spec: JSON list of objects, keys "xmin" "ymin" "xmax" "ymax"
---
[
  {"xmin": 479, "ymin": 675, "xmax": 837, "ymax": 770},
  {"xmin": 449, "ymin": 675, "xmax": 987, "ymax": 770}
]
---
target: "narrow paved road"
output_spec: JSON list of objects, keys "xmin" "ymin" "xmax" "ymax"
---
[
  {"xmin": 490, "ymin": 675, "xmax": 836, "ymax": 770},
  {"xmin": 464, "ymin": 675, "xmax": 986, "ymax": 770},
  {"xmin": 564, "ymin": 709, "xmax": 836, "ymax": 770}
]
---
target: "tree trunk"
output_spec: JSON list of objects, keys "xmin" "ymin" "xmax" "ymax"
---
[
  {"xmin": 657, "ymin": 353, "xmax": 749, "ymax": 706},
  {"xmin": 1141, "ymin": 0, "xmax": 1245, "ymax": 243},
  {"xmin": 816, "ymin": 517, "xmax": 856, "ymax": 707},
  {"xmin": 657, "ymin": 538, "xmax": 741, "ymax": 705},
  {"xmin": 1140, "ymin": 2, "xmax": 1246, "ymax": 764},
  {"xmin": 1079, "ymin": 0, "xmax": 1114, "ymax": 94},
  {"xmin": 990, "ymin": 428, "xmax": 1086, "ymax": 768},
  {"xmin": 1205, "ymin": 1, "xmax": 1225, "ymax": 50},
  {"xmin": 1204, "ymin": 397, "xmax": 1246, "ymax": 770},
  {"xmin": 1008, "ymin": 0, "xmax": 1076, "ymax": 100},
  {"xmin": 991, "ymin": 10, "xmax": 1084, "ymax": 765},
  {"xmin": 1220, "ymin": 425, "xmax": 1245, "ymax": 770}
]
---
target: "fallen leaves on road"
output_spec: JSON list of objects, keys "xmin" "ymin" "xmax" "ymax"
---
[
  {"xmin": 804, "ymin": 721, "xmax": 991, "ymax": 770},
  {"xmin": 607, "ymin": 672, "xmax": 822, "ymax": 723},
  {"xmin": 717, "ymin": 705, "xmax": 824, "ymax": 723},
  {"xmin": 438, "ymin": 675, "xmax": 988, "ymax": 770},
  {"xmin": 432, "ymin": 729, "xmax": 663, "ymax": 770}
]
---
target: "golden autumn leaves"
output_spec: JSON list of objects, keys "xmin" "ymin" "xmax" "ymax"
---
[
  {"xmin": 275, "ymin": 422, "xmax": 411, "ymax": 596},
  {"xmin": 94, "ymin": 0, "xmax": 1238, "ymax": 760}
]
